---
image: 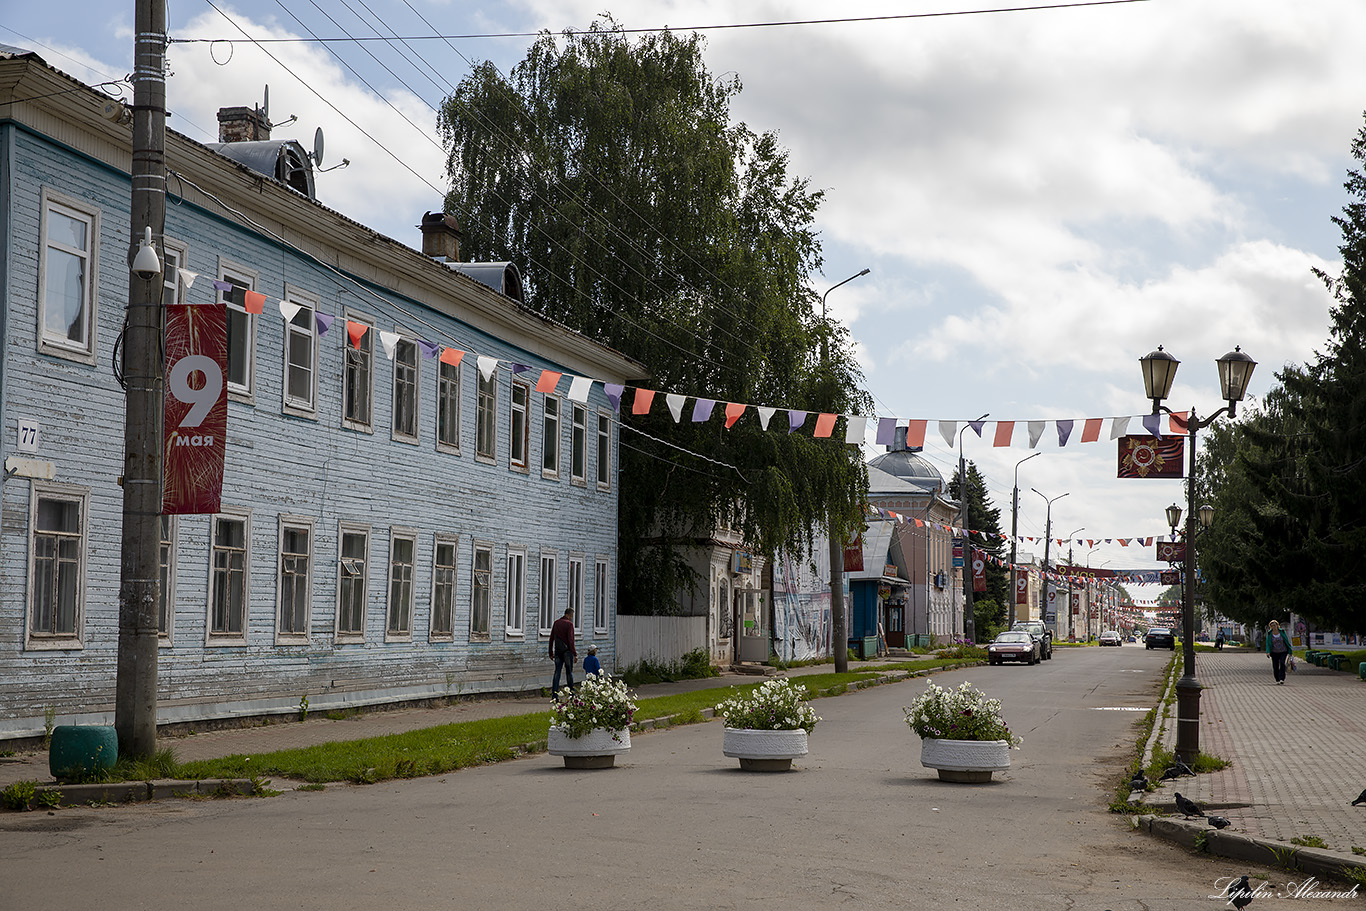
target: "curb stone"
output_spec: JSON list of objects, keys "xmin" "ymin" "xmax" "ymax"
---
[{"xmin": 1138, "ymin": 815, "xmax": 1366, "ymax": 884}]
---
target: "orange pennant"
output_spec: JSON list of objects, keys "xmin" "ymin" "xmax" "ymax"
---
[
  {"xmin": 439, "ymin": 347, "xmax": 465, "ymax": 367},
  {"xmin": 1169, "ymin": 411, "xmax": 1189, "ymax": 434},
  {"xmin": 906, "ymin": 419, "xmax": 927, "ymax": 448},
  {"xmin": 993, "ymin": 421, "xmax": 1014, "ymax": 447},
  {"xmin": 346, "ymin": 321, "xmax": 368, "ymax": 350},
  {"xmin": 724, "ymin": 403, "xmax": 746, "ymax": 428},
  {"xmin": 1081, "ymin": 418, "xmax": 1103, "ymax": 443},
  {"xmin": 244, "ymin": 290, "xmax": 267, "ymax": 314},
  {"xmin": 632, "ymin": 389, "xmax": 655, "ymax": 415},
  {"xmin": 814, "ymin": 413, "xmax": 837, "ymax": 438},
  {"xmin": 536, "ymin": 370, "xmax": 563, "ymax": 394}
]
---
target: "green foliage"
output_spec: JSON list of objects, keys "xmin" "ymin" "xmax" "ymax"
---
[
  {"xmin": 1, "ymin": 780, "xmax": 37, "ymax": 811},
  {"xmin": 1290, "ymin": 835, "xmax": 1328, "ymax": 848},
  {"xmin": 550, "ymin": 673, "xmax": 638, "ymax": 738},
  {"xmin": 438, "ymin": 17, "xmax": 870, "ymax": 611},
  {"xmin": 950, "ymin": 461, "xmax": 1007, "ymax": 634},
  {"xmin": 619, "ymin": 647, "xmax": 717, "ymax": 686},
  {"xmin": 34, "ymin": 789, "xmax": 61, "ymax": 809}
]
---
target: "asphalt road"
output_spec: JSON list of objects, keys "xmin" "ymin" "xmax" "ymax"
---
[{"xmin": 0, "ymin": 646, "xmax": 1263, "ymax": 910}]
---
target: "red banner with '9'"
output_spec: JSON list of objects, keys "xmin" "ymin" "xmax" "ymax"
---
[{"xmin": 162, "ymin": 302, "xmax": 228, "ymax": 514}]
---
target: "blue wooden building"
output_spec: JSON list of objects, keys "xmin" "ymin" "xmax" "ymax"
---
[{"xmin": 0, "ymin": 49, "xmax": 646, "ymax": 741}]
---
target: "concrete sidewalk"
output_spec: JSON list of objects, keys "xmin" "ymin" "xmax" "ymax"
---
[{"xmin": 1138, "ymin": 648, "xmax": 1366, "ymax": 875}]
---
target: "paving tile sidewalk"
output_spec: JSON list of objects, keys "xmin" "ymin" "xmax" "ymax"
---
[{"xmin": 1144, "ymin": 648, "xmax": 1366, "ymax": 857}]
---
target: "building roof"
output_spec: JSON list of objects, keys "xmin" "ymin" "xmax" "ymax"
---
[{"xmin": 867, "ymin": 448, "xmax": 945, "ymax": 496}]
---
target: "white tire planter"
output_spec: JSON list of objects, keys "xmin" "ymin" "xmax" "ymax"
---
[
  {"xmin": 722, "ymin": 728, "xmax": 809, "ymax": 772},
  {"xmin": 547, "ymin": 726, "xmax": 631, "ymax": 769},
  {"xmin": 919, "ymin": 738, "xmax": 1011, "ymax": 782}
]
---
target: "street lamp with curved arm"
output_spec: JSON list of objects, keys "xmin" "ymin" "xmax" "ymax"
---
[
  {"xmin": 1031, "ymin": 488, "xmax": 1068, "ymax": 632},
  {"xmin": 1008, "ymin": 452, "xmax": 1042, "ymax": 626},
  {"xmin": 957, "ymin": 413, "xmax": 989, "ymax": 643}
]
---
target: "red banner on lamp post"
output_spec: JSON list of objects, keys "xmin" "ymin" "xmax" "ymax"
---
[
  {"xmin": 162, "ymin": 301, "xmax": 228, "ymax": 514},
  {"xmin": 1015, "ymin": 573, "xmax": 1029, "ymax": 605},
  {"xmin": 972, "ymin": 550, "xmax": 986, "ymax": 592},
  {"xmin": 1117, "ymin": 435, "xmax": 1184, "ymax": 479}
]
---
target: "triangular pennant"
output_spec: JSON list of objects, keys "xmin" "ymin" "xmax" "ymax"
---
[
  {"xmin": 666, "ymin": 394, "xmax": 686, "ymax": 422},
  {"xmin": 378, "ymin": 330, "xmax": 400, "ymax": 360},
  {"xmin": 788, "ymin": 410, "xmax": 808, "ymax": 434},
  {"xmin": 757, "ymin": 406, "xmax": 776, "ymax": 430},
  {"xmin": 178, "ymin": 268, "xmax": 198, "ymax": 289},
  {"xmin": 968, "ymin": 419, "xmax": 986, "ymax": 437},
  {"xmin": 1081, "ymin": 418, "xmax": 1103, "ymax": 443},
  {"xmin": 243, "ymin": 290, "xmax": 267, "ymax": 314},
  {"xmin": 906, "ymin": 420, "xmax": 927, "ymax": 448},
  {"xmin": 476, "ymin": 355, "xmax": 498, "ymax": 381},
  {"xmin": 1028, "ymin": 420, "xmax": 1046, "ymax": 448},
  {"xmin": 632, "ymin": 389, "xmax": 656, "ymax": 415},
  {"xmin": 346, "ymin": 321, "xmax": 369, "ymax": 350},
  {"xmin": 212, "ymin": 279, "xmax": 233, "ymax": 293},
  {"xmin": 604, "ymin": 384, "xmax": 624, "ymax": 413},
  {"xmin": 845, "ymin": 415, "xmax": 867, "ymax": 445},
  {"xmin": 993, "ymin": 421, "xmax": 1014, "ymax": 447},
  {"xmin": 511, "ymin": 363, "xmax": 534, "ymax": 375},
  {"xmin": 1169, "ymin": 411, "xmax": 1189, "ymax": 434},
  {"xmin": 1142, "ymin": 413, "xmax": 1163, "ymax": 437},
  {"xmin": 536, "ymin": 370, "xmax": 563, "ymax": 394},
  {"xmin": 692, "ymin": 398, "xmax": 716, "ymax": 422},
  {"xmin": 724, "ymin": 403, "xmax": 746, "ymax": 429},
  {"xmin": 417, "ymin": 340, "xmax": 441, "ymax": 359},
  {"xmin": 1056, "ymin": 419, "xmax": 1074, "ymax": 446},
  {"xmin": 1110, "ymin": 416, "xmax": 1131, "ymax": 440},
  {"xmin": 567, "ymin": 376, "xmax": 592, "ymax": 403},
  {"xmin": 876, "ymin": 417, "xmax": 896, "ymax": 446},
  {"xmin": 813, "ymin": 413, "xmax": 837, "ymax": 438},
  {"xmin": 279, "ymin": 300, "xmax": 303, "ymax": 323},
  {"xmin": 439, "ymin": 347, "xmax": 465, "ymax": 367},
  {"xmin": 939, "ymin": 421, "xmax": 957, "ymax": 448},
  {"xmin": 315, "ymin": 312, "xmax": 335, "ymax": 336}
]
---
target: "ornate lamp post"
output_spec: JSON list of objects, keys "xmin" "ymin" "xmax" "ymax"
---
[{"xmin": 1140, "ymin": 345, "xmax": 1256, "ymax": 764}]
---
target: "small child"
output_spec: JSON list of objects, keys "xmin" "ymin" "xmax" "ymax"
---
[{"xmin": 583, "ymin": 644, "xmax": 601, "ymax": 677}]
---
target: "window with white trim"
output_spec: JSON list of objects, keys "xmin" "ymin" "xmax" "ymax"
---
[
  {"xmin": 343, "ymin": 314, "xmax": 374, "ymax": 431},
  {"xmin": 162, "ymin": 241, "xmax": 189, "ymax": 307},
  {"xmin": 594, "ymin": 558, "xmax": 610, "ymax": 633},
  {"xmin": 471, "ymin": 543, "xmax": 492, "ymax": 639},
  {"xmin": 510, "ymin": 380, "xmax": 529, "ymax": 470},
  {"xmin": 542, "ymin": 396, "xmax": 560, "ymax": 478},
  {"xmin": 210, "ymin": 512, "xmax": 250, "ymax": 640},
  {"xmin": 538, "ymin": 553, "xmax": 558, "ymax": 633},
  {"xmin": 392, "ymin": 338, "xmax": 419, "ymax": 441},
  {"xmin": 431, "ymin": 536, "xmax": 457, "ymax": 640},
  {"xmin": 277, "ymin": 518, "xmax": 313, "ymax": 641},
  {"xmin": 27, "ymin": 484, "xmax": 88, "ymax": 647},
  {"xmin": 437, "ymin": 358, "xmax": 461, "ymax": 452},
  {"xmin": 568, "ymin": 557, "xmax": 585, "ymax": 624},
  {"xmin": 283, "ymin": 286, "xmax": 318, "ymax": 417},
  {"xmin": 337, "ymin": 524, "xmax": 369, "ymax": 640},
  {"xmin": 38, "ymin": 191, "xmax": 98, "ymax": 361},
  {"xmin": 596, "ymin": 412, "xmax": 612, "ymax": 489},
  {"xmin": 387, "ymin": 530, "xmax": 416, "ymax": 639},
  {"xmin": 476, "ymin": 367, "xmax": 497, "ymax": 461},
  {"xmin": 571, "ymin": 404, "xmax": 587, "ymax": 484},
  {"xmin": 218, "ymin": 262, "xmax": 258, "ymax": 398},
  {"xmin": 505, "ymin": 548, "xmax": 526, "ymax": 637},
  {"xmin": 158, "ymin": 515, "xmax": 177, "ymax": 640}
]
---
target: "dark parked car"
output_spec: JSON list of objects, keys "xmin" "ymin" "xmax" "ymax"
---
[
  {"xmin": 1145, "ymin": 627, "xmax": 1177, "ymax": 650},
  {"xmin": 988, "ymin": 631, "xmax": 1040, "ymax": 665},
  {"xmin": 1011, "ymin": 620, "xmax": 1053, "ymax": 659}
]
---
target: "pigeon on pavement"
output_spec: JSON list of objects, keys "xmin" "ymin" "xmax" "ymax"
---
[
  {"xmin": 1228, "ymin": 875, "xmax": 1254, "ymax": 909},
  {"xmin": 1174, "ymin": 791, "xmax": 1205, "ymax": 818},
  {"xmin": 1352, "ymin": 788, "xmax": 1366, "ymax": 806},
  {"xmin": 1208, "ymin": 815, "xmax": 1231, "ymax": 829},
  {"xmin": 1161, "ymin": 760, "xmax": 1194, "ymax": 780},
  {"xmin": 1130, "ymin": 771, "xmax": 1148, "ymax": 791}
]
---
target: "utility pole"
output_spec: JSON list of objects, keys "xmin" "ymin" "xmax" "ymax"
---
[
  {"xmin": 1032, "ymin": 489, "xmax": 1067, "ymax": 637},
  {"xmin": 1009, "ymin": 452, "xmax": 1040, "ymax": 627},
  {"xmin": 956, "ymin": 416, "xmax": 987, "ymax": 644},
  {"xmin": 115, "ymin": 0, "xmax": 167, "ymax": 759},
  {"xmin": 821, "ymin": 269, "xmax": 868, "ymax": 673}
]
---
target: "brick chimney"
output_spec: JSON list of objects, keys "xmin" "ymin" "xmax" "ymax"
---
[
  {"xmin": 420, "ymin": 211, "xmax": 462, "ymax": 262},
  {"xmin": 217, "ymin": 106, "xmax": 270, "ymax": 143}
]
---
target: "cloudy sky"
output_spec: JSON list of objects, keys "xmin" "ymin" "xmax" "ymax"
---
[{"xmin": 7, "ymin": 1, "xmax": 1364, "ymax": 603}]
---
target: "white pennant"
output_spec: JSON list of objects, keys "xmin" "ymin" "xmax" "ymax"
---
[
  {"xmin": 477, "ymin": 355, "xmax": 498, "ymax": 381},
  {"xmin": 567, "ymin": 375, "xmax": 592, "ymax": 403},
  {"xmin": 939, "ymin": 421, "xmax": 957, "ymax": 449},
  {"xmin": 1110, "ymin": 416, "xmax": 1131, "ymax": 440},
  {"xmin": 177, "ymin": 268, "xmax": 198, "ymax": 290},
  {"xmin": 1028, "ymin": 420, "xmax": 1046, "ymax": 448},
  {"xmin": 378, "ymin": 330, "xmax": 400, "ymax": 359},
  {"xmin": 845, "ymin": 415, "xmax": 868, "ymax": 445},
  {"xmin": 666, "ymin": 393, "xmax": 686, "ymax": 423},
  {"xmin": 757, "ymin": 406, "xmax": 776, "ymax": 430},
  {"xmin": 279, "ymin": 300, "xmax": 302, "ymax": 322}
]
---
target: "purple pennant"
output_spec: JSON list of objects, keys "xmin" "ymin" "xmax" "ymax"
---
[
  {"xmin": 1056, "ymin": 419, "xmax": 1074, "ymax": 446},
  {"xmin": 691, "ymin": 398, "xmax": 716, "ymax": 422},
  {"xmin": 1141, "ymin": 413, "xmax": 1163, "ymax": 437},
  {"xmin": 876, "ymin": 417, "xmax": 896, "ymax": 446},
  {"xmin": 511, "ymin": 363, "xmax": 534, "ymax": 374},
  {"xmin": 418, "ymin": 340, "xmax": 441, "ymax": 359},
  {"xmin": 315, "ymin": 312, "xmax": 335, "ymax": 336},
  {"xmin": 212, "ymin": 279, "xmax": 232, "ymax": 292},
  {"xmin": 604, "ymin": 384, "xmax": 624, "ymax": 413},
  {"xmin": 788, "ymin": 410, "xmax": 808, "ymax": 433},
  {"xmin": 968, "ymin": 419, "xmax": 986, "ymax": 436}
]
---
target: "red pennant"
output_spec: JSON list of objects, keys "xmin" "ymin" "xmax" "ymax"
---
[
  {"xmin": 632, "ymin": 389, "xmax": 655, "ymax": 415},
  {"xmin": 814, "ymin": 413, "xmax": 837, "ymax": 438},
  {"xmin": 346, "ymin": 321, "xmax": 368, "ymax": 350},
  {"xmin": 724, "ymin": 403, "xmax": 746, "ymax": 428},
  {"xmin": 993, "ymin": 421, "xmax": 1014, "ymax": 447},
  {"xmin": 1081, "ymin": 418, "xmax": 1103, "ymax": 443},
  {"xmin": 906, "ymin": 420, "xmax": 927, "ymax": 448},
  {"xmin": 1169, "ymin": 411, "xmax": 1189, "ymax": 434},
  {"xmin": 243, "ymin": 290, "xmax": 267, "ymax": 314},
  {"xmin": 536, "ymin": 370, "xmax": 563, "ymax": 394},
  {"xmin": 439, "ymin": 347, "xmax": 465, "ymax": 367}
]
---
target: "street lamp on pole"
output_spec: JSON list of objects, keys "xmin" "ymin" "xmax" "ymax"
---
[
  {"xmin": 1139, "ymin": 344, "xmax": 1256, "ymax": 764},
  {"xmin": 1031, "ymin": 489, "xmax": 1068, "ymax": 631},
  {"xmin": 958, "ymin": 414, "xmax": 989, "ymax": 643},
  {"xmin": 1064, "ymin": 527, "xmax": 1085, "ymax": 641},
  {"xmin": 822, "ymin": 269, "xmax": 870, "ymax": 674},
  {"xmin": 1085, "ymin": 546, "xmax": 1101, "ymax": 641},
  {"xmin": 1009, "ymin": 452, "xmax": 1041, "ymax": 628}
]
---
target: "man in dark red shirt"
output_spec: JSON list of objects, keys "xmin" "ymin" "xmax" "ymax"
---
[{"xmin": 550, "ymin": 607, "xmax": 577, "ymax": 695}]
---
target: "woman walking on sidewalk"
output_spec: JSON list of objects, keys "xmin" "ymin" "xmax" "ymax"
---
[{"xmin": 1265, "ymin": 619, "xmax": 1293, "ymax": 684}]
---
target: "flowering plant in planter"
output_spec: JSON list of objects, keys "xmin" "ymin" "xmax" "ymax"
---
[
  {"xmin": 903, "ymin": 681, "xmax": 1021, "ymax": 746},
  {"xmin": 551, "ymin": 672, "xmax": 638, "ymax": 741},
  {"xmin": 715, "ymin": 678, "xmax": 821, "ymax": 733}
]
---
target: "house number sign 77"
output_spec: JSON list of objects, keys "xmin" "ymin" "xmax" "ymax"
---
[
  {"xmin": 17, "ymin": 419, "xmax": 40, "ymax": 453},
  {"xmin": 167, "ymin": 355, "xmax": 223, "ymax": 428}
]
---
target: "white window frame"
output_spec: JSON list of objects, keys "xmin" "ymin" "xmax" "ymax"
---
[
  {"xmin": 571, "ymin": 404, "xmax": 588, "ymax": 485},
  {"xmin": 471, "ymin": 542, "xmax": 493, "ymax": 640},
  {"xmin": 567, "ymin": 556, "xmax": 585, "ymax": 626},
  {"xmin": 505, "ymin": 547, "xmax": 527, "ymax": 638},
  {"xmin": 538, "ymin": 551, "xmax": 558, "ymax": 635},
  {"xmin": 391, "ymin": 335, "xmax": 420, "ymax": 443},
  {"xmin": 336, "ymin": 522, "xmax": 370, "ymax": 643},
  {"xmin": 594, "ymin": 558, "xmax": 610, "ymax": 634},
  {"xmin": 509, "ymin": 380, "xmax": 530, "ymax": 471},
  {"xmin": 162, "ymin": 239, "xmax": 189, "ymax": 308},
  {"xmin": 282, "ymin": 284, "xmax": 319, "ymax": 418},
  {"xmin": 541, "ymin": 395, "xmax": 560, "ymax": 479},
  {"xmin": 475, "ymin": 366, "xmax": 497, "ymax": 462},
  {"xmin": 431, "ymin": 533, "xmax": 458, "ymax": 642},
  {"xmin": 218, "ymin": 259, "xmax": 258, "ymax": 402},
  {"xmin": 26, "ymin": 481, "xmax": 90, "ymax": 650},
  {"xmin": 342, "ymin": 310, "xmax": 375, "ymax": 432},
  {"xmin": 37, "ymin": 189, "xmax": 99, "ymax": 364},
  {"xmin": 275, "ymin": 516, "xmax": 314, "ymax": 645},
  {"xmin": 386, "ymin": 528, "xmax": 417, "ymax": 641},
  {"xmin": 207, "ymin": 508, "xmax": 251, "ymax": 646},
  {"xmin": 596, "ymin": 411, "xmax": 612, "ymax": 490},
  {"xmin": 436, "ymin": 356, "xmax": 462, "ymax": 454},
  {"xmin": 158, "ymin": 515, "xmax": 177, "ymax": 644}
]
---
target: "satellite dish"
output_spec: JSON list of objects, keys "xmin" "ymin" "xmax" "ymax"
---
[{"xmin": 313, "ymin": 127, "xmax": 325, "ymax": 167}]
